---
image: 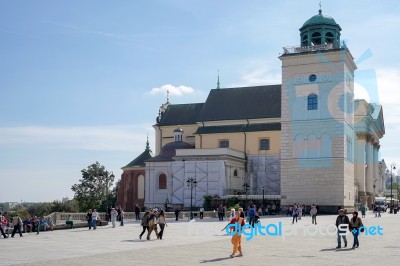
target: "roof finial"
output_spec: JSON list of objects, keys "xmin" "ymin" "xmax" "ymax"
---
[
  {"xmin": 319, "ymin": 1, "xmax": 322, "ymax": 15},
  {"xmin": 145, "ymin": 132, "xmax": 150, "ymax": 151},
  {"xmin": 166, "ymin": 89, "xmax": 170, "ymax": 103},
  {"xmin": 217, "ymin": 69, "xmax": 220, "ymax": 89}
]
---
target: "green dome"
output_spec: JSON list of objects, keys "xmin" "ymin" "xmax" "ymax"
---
[{"xmin": 301, "ymin": 10, "xmax": 340, "ymax": 29}]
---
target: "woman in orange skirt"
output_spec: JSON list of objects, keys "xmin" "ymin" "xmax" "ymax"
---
[{"xmin": 229, "ymin": 211, "xmax": 245, "ymax": 258}]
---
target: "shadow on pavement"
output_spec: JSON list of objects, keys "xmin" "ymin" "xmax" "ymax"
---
[
  {"xmin": 199, "ymin": 256, "xmax": 233, "ymax": 263},
  {"xmin": 320, "ymin": 248, "xmax": 353, "ymax": 252}
]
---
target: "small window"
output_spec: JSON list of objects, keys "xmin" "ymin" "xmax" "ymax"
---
[
  {"xmin": 233, "ymin": 170, "xmax": 238, "ymax": 177},
  {"xmin": 309, "ymin": 74, "xmax": 317, "ymax": 82},
  {"xmin": 259, "ymin": 139, "xmax": 270, "ymax": 150},
  {"xmin": 219, "ymin": 140, "xmax": 229, "ymax": 148},
  {"xmin": 158, "ymin": 173, "xmax": 167, "ymax": 189},
  {"xmin": 307, "ymin": 94, "xmax": 318, "ymax": 110}
]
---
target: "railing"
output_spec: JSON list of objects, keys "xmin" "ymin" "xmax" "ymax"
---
[{"xmin": 282, "ymin": 43, "xmax": 345, "ymax": 55}]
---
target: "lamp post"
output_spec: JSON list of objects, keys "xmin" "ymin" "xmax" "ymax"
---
[
  {"xmin": 390, "ymin": 163, "xmax": 396, "ymax": 213},
  {"xmin": 243, "ymin": 183, "xmax": 250, "ymax": 213},
  {"xmin": 186, "ymin": 177, "xmax": 197, "ymax": 220}
]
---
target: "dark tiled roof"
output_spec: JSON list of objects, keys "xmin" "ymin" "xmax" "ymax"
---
[
  {"xmin": 195, "ymin": 123, "xmax": 281, "ymax": 134},
  {"xmin": 146, "ymin": 141, "xmax": 194, "ymax": 162},
  {"xmin": 157, "ymin": 103, "xmax": 204, "ymax": 126},
  {"xmin": 122, "ymin": 148, "xmax": 153, "ymax": 169},
  {"xmin": 198, "ymin": 85, "xmax": 281, "ymax": 122}
]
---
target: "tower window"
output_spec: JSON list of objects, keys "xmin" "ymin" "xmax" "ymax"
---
[
  {"xmin": 259, "ymin": 139, "xmax": 270, "ymax": 150},
  {"xmin": 233, "ymin": 170, "xmax": 238, "ymax": 177},
  {"xmin": 158, "ymin": 173, "xmax": 167, "ymax": 189},
  {"xmin": 325, "ymin": 32, "xmax": 334, "ymax": 44},
  {"xmin": 302, "ymin": 34, "xmax": 308, "ymax": 46},
  {"xmin": 307, "ymin": 94, "xmax": 318, "ymax": 110},
  {"xmin": 311, "ymin": 32, "xmax": 321, "ymax": 45},
  {"xmin": 219, "ymin": 140, "xmax": 229, "ymax": 148}
]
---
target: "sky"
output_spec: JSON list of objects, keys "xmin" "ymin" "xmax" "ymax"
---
[{"xmin": 1, "ymin": 1, "xmax": 400, "ymax": 202}]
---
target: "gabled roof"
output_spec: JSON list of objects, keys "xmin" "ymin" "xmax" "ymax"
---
[
  {"xmin": 122, "ymin": 143, "xmax": 153, "ymax": 169},
  {"xmin": 157, "ymin": 103, "xmax": 204, "ymax": 126},
  {"xmin": 197, "ymin": 85, "xmax": 281, "ymax": 122}
]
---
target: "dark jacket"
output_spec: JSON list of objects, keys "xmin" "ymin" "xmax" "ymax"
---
[{"xmin": 335, "ymin": 215, "xmax": 350, "ymax": 233}]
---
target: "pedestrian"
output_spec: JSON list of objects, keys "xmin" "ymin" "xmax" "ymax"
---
[
  {"xmin": 377, "ymin": 206, "xmax": 381, "ymax": 218},
  {"xmin": 110, "ymin": 208, "xmax": 118, "ymax": 228},
  {"xmin": 218, "ymin": 205, "xmax": 224, "ymax": 221},
  {"xmin": 157, "ymin": 210, "xmax": 167, "ymax": 240},
  {"xmin": 174, "ymin": 208, "xmax": 180, "ymax": 221},
  {"xmin": 11, "ymin": 214, "xmax": 23, "ymax": 238},
  {"xmin": 200, "ymin": 207, "xmax": 204, "ymax": 219},
  {"xmin": 134, "ymin": 204, "xmax": 141, "ymax": 221},
  {"xmin": 248, "ymin": 205, "xmax": 256, "ymax": 227},
  {"xmin": 92, "ymin": 209, "xmax": 99, "ymax": 230},
  {"xmin": 120, "ymin": 208, "xmax": 124, "ymax": 226},
  {"xmin": 238, "ymin": 207, "xmax": 245, "ymax": 219},
  {"xmin": 292, "ymin": 205, "xmax": 299, "ymax": 224},
  {"xmin": 298, "ymin": 205, "xmax": 303, "ymax": 220},
  {"xmin": 229, "ymin": 211, "xmax": 245, "ymax": 258},
  {"xmin": 66, "ymin": 215, "xmax": 74, "ymax": 229},
  {"xmin": 146, "ymin": 211, "xmax": 159, "ymax": 240},
  {"xmin": 349, "ymin": 211, "xmax": 363, "ymax": 249},
  {"xmin": 86, "ymin": 209, "xmax": 92, "ymax": 230},
  {"xmin": 360, "ymin": 205, "xmax": 366, "ymax": 218},
  {"xmin": 117, "ymin": 206, "xmax": 121, "ymax": 222},
  {"xmin": 310, "ymin": 205, "xmax": 317, "ymax": 225},
  {"xmin": 0, "ymin": 214, "xmax": 7, "ymax": 238},
  {"xmin": 139, "ymin": 211, "xmax": 150, "ymax": 240},
  {"xmin": 335, "ymin": 209, "xmax": 349, "ymax": 248},
  {"xmin": 107, "ymin": 206, "xmax": 111, "ymax": 222}
]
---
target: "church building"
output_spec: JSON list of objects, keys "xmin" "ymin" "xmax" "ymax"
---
[{"xmin": 117, "ymin": 9, "xmax": 385, "ymax": 213}]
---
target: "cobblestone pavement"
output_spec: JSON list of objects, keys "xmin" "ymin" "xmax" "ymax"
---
[{"xmin": 1, "ymin": 211, "xmax": 399, "ymax": 266}]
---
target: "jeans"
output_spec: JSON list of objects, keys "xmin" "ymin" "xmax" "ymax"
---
[
  {"xmin": 139, "ymin": 226, "xmax": 148, "ymax": 238},
  {"xmin": 159, "ymin": 223, "xmax": 165, "ymax": 239},
  {"xmin": 135, "ymin": 213, "xmax": 140, "ymax": 220},
  {"xmin": 120, "ymin": 217, "xmax": 124, "ymax": 226},
  {"xmin": 0, "ymin": 226, "xmax": 7, "ymax": 238},
  {"xmin": 292, "ymin": 214, "xmax": 298, "ymax": 223},
  {"xmin": 352, "ymin": 230, "xmax": 359, "ymax": 247},
  {"xmin": 92, "ymin": 219, "xmax": 97, "ymax": 230},
  {"xmin": 11, "ymin": 225, "xmax": 22, "ymax": 237},
  {"xmin": 249, "ymin": 215, "xmax": 255, "ymax": 227},
  {"xmin": 88, "ymin": 219, "xmax": 92, "ymax": 229},
  {"xmin": 200, "ymin": 212, "xmax": 203, "ymax": 219},
  {"xmin": 312, "ymin": 215, "xmax": 317, "ymax": 224},
  {"xmin": 337, "ymin": 231, "xmax": 347, "ymax": 246}
]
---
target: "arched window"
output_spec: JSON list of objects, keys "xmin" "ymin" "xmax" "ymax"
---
[
  {"xmin": 137, "ymin": 175, "xmax": 145, "ymax": 199},
  {"xmin": 311, "ymin": 32, "xmax": 321, "ymax": 45},
  {"xmin": 302, "ymin": 34, "xmax": 308, "ymax": 46},
  {"xmin": 158, "ymin": 173, "xmax": 167, "ymax": 189},
  {"xmin": 307, "ymin": 94, "xmax": 318, "ymax": 110},
  {"xmin": 233, "ymin": 170, "xmax": 238, "ymax": 177},
  {"xmin": 325, "ymin": 32, "xmax": 334, "ymax": 44}
]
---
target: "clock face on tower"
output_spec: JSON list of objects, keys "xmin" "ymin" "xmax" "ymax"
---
[{"xmin": 309, "ymin": 74, "xmax": 317, "ymax": 82}]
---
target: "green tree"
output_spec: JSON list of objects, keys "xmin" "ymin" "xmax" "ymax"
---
[{"xmin": 71, "ymin": 161, "xmax": 115, "ymax": 212}]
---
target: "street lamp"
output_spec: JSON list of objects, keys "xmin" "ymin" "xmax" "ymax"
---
[
  {"xmin": 243, "ymin": 183, "xmax": 250, "ymax": 212},
  {"xmin": 390, "ymin": 163, "xmax": 396, "ymax": 213},
  {"xmin": 262, "ymin": 186, "xmax": 265, "ymax": 215},
  {"xmin": 186, "ymin": 177, "xmax": 197, "ymax": 220}
]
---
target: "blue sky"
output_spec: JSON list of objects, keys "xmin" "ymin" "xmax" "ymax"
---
[{"xmin": 1, "ymin": 1, "xmax": 400, "ymax": 202}]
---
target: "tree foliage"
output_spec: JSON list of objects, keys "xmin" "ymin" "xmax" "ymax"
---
[{"xmin": 71, "ymin": 161, "xmax": 115, "ymax": 212}]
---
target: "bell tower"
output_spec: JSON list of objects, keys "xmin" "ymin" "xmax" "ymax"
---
[{"xmin": 280, "ymin": 9, "xmax": 357, "ymax": 213}]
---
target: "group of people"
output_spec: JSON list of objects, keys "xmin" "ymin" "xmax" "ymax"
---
[
  {"xmin": 1, "ymin": 212, "xmax": 55, "ymax": 239},
  {"xmin": 139, "ymin": 209, "xmax": 167, "ymax": 240}
]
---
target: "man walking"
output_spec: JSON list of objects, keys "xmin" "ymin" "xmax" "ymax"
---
[
  {"xmin": 310, "ymin": 205, "xmax": 317, "ymax": 225},
  {"xmin": 11, "ymin": 214, "xmax": 23, "ymax": 238},
  {"xmin": 134, "ymin": 204, "xmax": 141, "ymax": 221},
  {"xmin": 110, "ymin": 208, "xmax": 118, "ymax": 228},
  {"xmin": 92, "ymin": 209, "xmax": 99, "ymax": 230},
  {"xmin": 335, "ymin": 209, "xmax": 349, "ymax": 248},
  {"xmin": 248, "ymin": 205, "xmax": 256, "ymax": 227},
  {"xmin": 218, "ymin": 205, "xmax": 224, "ymax": 221},
  {"xmin": 200, "ymin": 207, "xmax": 204, "ymax": 219}
]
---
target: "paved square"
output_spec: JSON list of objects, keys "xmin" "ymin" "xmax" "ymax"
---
[{"xmin": 1, "ymin": 212, "xmax": 400, "ymax": 266}]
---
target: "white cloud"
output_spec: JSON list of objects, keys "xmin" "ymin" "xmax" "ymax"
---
[
  {"xmin": 230, "ymin": 60, "xmax": 281, "ymax": 87},
  {"xmin": 149, "ymin": 84, "xmax": 195, "ymax": 96},
  {"xmin": 0, "ymin": 125, "xmax": 154, "ymax": 152}
]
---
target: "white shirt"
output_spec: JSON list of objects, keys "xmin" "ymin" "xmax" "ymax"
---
[{"xmin": 92, "ymin": 211, "xmax": 99, "ymax": 220}]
